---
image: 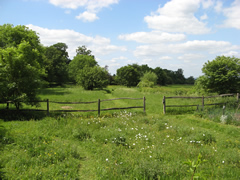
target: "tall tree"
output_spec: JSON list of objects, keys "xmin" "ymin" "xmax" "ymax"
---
[
  {"xmin": 0, "ymin": 24, "xmax": 45, "ymax": 109},
  {"xmin": 195, "ymin": 56, "xmax": 240, "ymax": 94},
  {"xmin": 76, "ymin": 45, "xmax": 94, "ymax": 59},
  {"xmin": 68, "ymin": 54, "xmax": 98, "ymax": 83},
  {"xmin": 154, "ymin": 67, "xmax": 167, "ymax": 85},
  {"xmin": 44, "ymin": 42, "xmax": 70, "ymax": 85},
  {"xmin": 116, "ymin": 65, "xmax": 141, "ymax": 87}
]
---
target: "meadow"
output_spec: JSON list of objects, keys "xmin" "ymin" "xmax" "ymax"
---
[{"xmin": 0, "ymin": 85, "xmax": 240, "ymax": 179}]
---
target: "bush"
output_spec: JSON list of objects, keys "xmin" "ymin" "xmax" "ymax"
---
[{"xmin": 138, "ymin": 72, "xmax": 157, "ymax": 88}]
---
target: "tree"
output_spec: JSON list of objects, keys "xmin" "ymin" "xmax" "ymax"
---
[
  {"xmin": 76, "ymin": 45, "xmax": 94, "ymax": 58},
  {"xmin": 186, "ymin": 76, "xmax": 195, "ymax": 84},
  {"xmin": 44, "ymin": 42, "xmax": 70, "ymax": 85},
  {"xmin": 116, "ymin": 65, "xmax": 141, "ymax": 87},
  {"xmin": 77, "ymin": 66, "xmax": 109, "ymax": 90},
  {"xmin": 0, "ymin": 33, "xmax": 45, "ymax": 109},
  {"xmin": 137, "ymin": 71, "xmax": 157, "ymax": 88},
  {"xmin": 195, "ymin": 56, "xmax": 240, "ymax": 94},
  {"xmin": 0, "ymin": 24, "xmax": 45, "ymax": 109},
  {"xmin": 174, "ymin": 68, "xmax": 186, "ymax": 84},
  {"xmin": 68, "ymin": 54, "xmax": 98, "ymax": 83},
  {"xmin": 154, "ymin": 67, "xmax": 167, "ymax": 85}
]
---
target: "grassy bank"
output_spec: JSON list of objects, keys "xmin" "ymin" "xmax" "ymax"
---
[{"xmin": 0, "ymin": 85, "xmax": 240, "ymax": 179}]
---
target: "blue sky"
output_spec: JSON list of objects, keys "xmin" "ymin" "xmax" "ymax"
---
[{"xmin": 1, "ymin": 0, "xmax": 240, "ymax": 77}]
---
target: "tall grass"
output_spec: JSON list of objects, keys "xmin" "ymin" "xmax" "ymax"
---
[{"xmin": 0, "ymin": 85, "xmax": 240, "ymax": 179}]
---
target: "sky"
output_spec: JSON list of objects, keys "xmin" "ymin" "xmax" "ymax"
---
[{"xmin": 1, "ymin": 0, "xmax": 240, "ymax": 78}]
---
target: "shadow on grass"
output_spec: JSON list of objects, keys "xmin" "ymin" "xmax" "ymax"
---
[
  {"xmin": 0, "ymin": 110, "xmax": 47, "ymax": 121},
  {"xmin": 38, "ymin": 87, "xmax": 72, "ymax": 96}
]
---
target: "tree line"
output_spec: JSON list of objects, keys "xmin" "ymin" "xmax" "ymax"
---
[{"xmin": 1, "ymin": 24, "xmax": 239, "ymax": 109}]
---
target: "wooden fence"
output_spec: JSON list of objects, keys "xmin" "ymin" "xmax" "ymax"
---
[
  {"xmin": 162, "ymin": 93, "xmax": 239, "ymax": 114},
  {"xmin": 0, "ymin": 97, "xmax": 146, "ymax": 116}
]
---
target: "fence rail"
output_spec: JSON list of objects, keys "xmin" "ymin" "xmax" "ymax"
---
[
  {"xmin": 163, "ymin": 93, "xmax": 239, "ymax": 114},
  {"xmin": 0, "ymin": 97, "xmax": 146, "ymax": 116}
]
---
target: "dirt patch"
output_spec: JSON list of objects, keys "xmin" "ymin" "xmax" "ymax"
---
[{"xmin": 61, "ymin": 106, "xmax": 73, "ymax": 109}]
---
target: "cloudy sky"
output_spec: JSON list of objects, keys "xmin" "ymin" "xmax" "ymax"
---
[{"xmin": 1, "ymin": 0, "xmax": 240, "ymax": 77}]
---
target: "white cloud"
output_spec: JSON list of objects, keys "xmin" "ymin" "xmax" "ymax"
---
[
  {"xmin": 201, "ymin": 0, "xmax": 214, "ymax": 9},
  {"xmin": 222, "ymin": 0, "xmax": 240, "ymax": 29},
  {"xmin": 200, "ymin": 13, "xmax": 208, "ymax": 20},
  {"xmin": 26, "ymin": 24, "xmax": 126, "ymax": 58},
  {"xmin": 178, "ymin": 53, "xmax": 205, "ymax": 63},
  {"xmin": 76, "ymin": 11, "xmax": 99, "ymax": 22},
  {"xmin": 144, "ymin": 0, "xmax": 211, "ymax": 34},
  {"xmin": 214, "ymin": 1, "xmax": 223, "ymax": 12},
  {"xmin": 134, "ymin": 40, "xmax": 240, "ymax": 57},
  {"xmin": 119, "ymin": 31, "xmax": 186, "ymax": 43},
  {"xmin": 221, "ymin": 51, "xmax": 240, "ymax": 57},
  {"xmin": 49, "ymin": 0, "xmax": 119, "ymax": 22}
]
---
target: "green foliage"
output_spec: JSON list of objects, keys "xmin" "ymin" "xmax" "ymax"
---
[
  {"xmin": 0, "ymin": 24, "xmax": 41, "ymax": 49},
  {"xmin": 137, "ymin": 71, "xmax": 157, "ymax": 88},
  {"xmin": 76, "ymin": 45, "xmax": 94, "ymax": 58},
  {"xmin": 116, "ymin": 64, "xmax": 141, "ymax": 87},
  {"xmin": 77, "ymin": 66, "xmax": 109, "ymax": 90},
  {"xmin": 154, "ymin": 67, "xmax": 168, "ymax": 85},
  {"xmin": 1, "ymin": 85, "xmax": 240, "ymax": 179},
  {"xmin": 68, "ymin": 54, "xmax": 97, "ymax": 82},
  {"xmin": 195, "ymin": 56, "xmax": 240, "ymax": 94},
  {"xmin": 44, "ymin": 43, "xmax": 69, "ymax": 85},
  {"xmin": 184, "ymin": 153, "xmax": 208, "ymax": 180},
  {"xmin": 0, "ymin": 41, "xmax": 45, "ymax": 109},
  {"xmin": 0, "ymin": 24, "xmax": 45, "ymax": 109}
]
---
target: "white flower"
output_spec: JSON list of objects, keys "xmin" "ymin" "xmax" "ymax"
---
[
  {"xmin": 133, "ymin": 143, "xmax": 135, "ymax": 146},
  {"xmin": 222, "ymin": 161, "xmax": 225, "ymax": 163},
  {"xmin": 203, "ymin": 134, "xmax": 205, "ymax": 136},
  {"xmin": 106, "ymin": 158, "xmax": 109, "ymax": 162},
  {"xmin": 149, "ymin": 156, "xmax": 152, "ymax": 158}
]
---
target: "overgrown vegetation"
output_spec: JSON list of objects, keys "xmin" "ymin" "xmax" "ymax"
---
[{"xmin": 0, "ymin": 85, "xmax": 240, "ymax": 179}]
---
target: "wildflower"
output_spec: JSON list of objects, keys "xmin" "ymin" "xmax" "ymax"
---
[
  {"xmin": 106, "ymin": 158, "xmax": 109, "ymax": 162},
  {"xmin": 133, "ymin": 143, "xmax": 135, "ymax": 146},
  {"xmin": 166, "ymin": 135, "xmax": 169, "ymax": 138},
  {"xmin": 222, "ymin": 161, "xmax": 224, "ymax": 163},
  {"xmin": 150, "ymin": 156, "xmax": 152, "ymax": 158},
  {"xmin": 191, "ymin": 127, "xmax": 194, "ymax": 130},
  {"xmin": 203, "ymin": 134, "xmax": 205, "ymax": 136},
  {"xmin": 166, "ymin": 127, "xmax": 169, "ymax": 129}
]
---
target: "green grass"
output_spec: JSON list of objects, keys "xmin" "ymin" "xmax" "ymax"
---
[{"xmin": 0, "ymin": 85, "xmax": 240, "ymax": 179}]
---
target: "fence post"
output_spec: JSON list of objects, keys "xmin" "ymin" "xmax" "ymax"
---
[
  {"xmin": 163, "ymin": 96, "xmax": 166, "ymax": 114},
  {"xmin": 6, "ymin": 101, "xmax": 9, "ymax": 109},
  {"xmin": 98, "ymin": 99, "xmax": 101, "ymax": 116},
  {"xmin": 143, "ymin": 96, "xmax": 146, "ymax": 113},
  {"xmin": 202, "ymin": 96, "xmax": 204, "ymax": 111},
  {"xmin": 47, "ymin": 99, "xmax": 49, "ymax": 116}
]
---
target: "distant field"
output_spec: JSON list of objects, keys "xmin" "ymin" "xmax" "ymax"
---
[{"xmin": 1, "ymin": 85, "xmax": 239, "ymax": 179}]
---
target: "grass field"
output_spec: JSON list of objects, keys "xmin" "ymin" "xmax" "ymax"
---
[{"xmin": 0, "ymin": 85, "xmax": 240, "ymax": 179}]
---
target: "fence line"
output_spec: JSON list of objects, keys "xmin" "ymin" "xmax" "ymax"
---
[
  {"xmin": 163, "ymin": 93, "xmax": 239, "ymax": 114},
  {"xmin": 0, "ymin": 97, "xmax": 146, "ymax": 116}
]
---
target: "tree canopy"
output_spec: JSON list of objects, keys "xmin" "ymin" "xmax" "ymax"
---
[
  {"xmin": 44, "ymin": 42, "xmax": 70, "ymax": 85},
  {"xmin": 195, "ymin": 56, "xmax": 240, "ymax": 94},
  {"xmin": 116, "ymin": 65, "xmax": 141, "ymax": 87},
  {"xmin": 77, "ymin": 66, "xmax": 109, "ymax": 90},
  {"xmin": 0, "ymin": 24, "xmax": 45, "ymax": 109},
  {"xmin": 68, "ymin": 54, "xmax": 98, "ymax": 83}
]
